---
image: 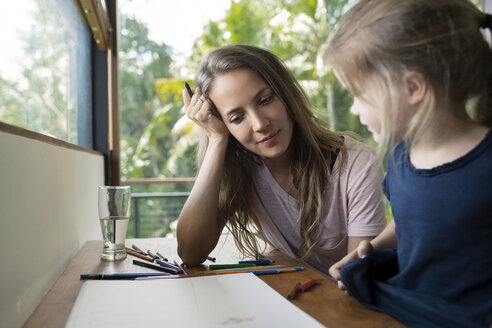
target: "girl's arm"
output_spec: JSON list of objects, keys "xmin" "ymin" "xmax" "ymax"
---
[
  {"xmin": 329, "ymin": 220, "xmax": 397, "ymax": 289},
  {"xmin": 176, "ymin": 88, "xmax": 230, "ymax": 266},
  {"xmin": 369, "ymin": 219, "xmax": 397, "ymax": 250}
]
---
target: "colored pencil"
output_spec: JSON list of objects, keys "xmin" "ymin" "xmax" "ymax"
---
[
  {"xmin": 131, "ymin": 244, "xmax": 147, "ymax": 255},
  {"xmin": 185, "ymin": 81, "xmax": 194, "ymax": 97},
  {"xmin": 209, "ymin": 263, "xmax": 256, "ymax": 270},
  {"xmin": 287, "ymin": 282, "xmax": 302, "ymax": 300},
  {"xmin": 147, "ymin": 250, "xmax": 158, "ymax": 259},
  {"xmin": 126, "ymin": 248, "xmax": 154, "ymax": 262},
  {"xmin": 206, "ymin": 255, "xmax": 216, "ymax": 262},
  {"xmin": 136, "ymin": 268, "xmax": 301, "ymax": 280},
  {"xmin": 194, "ymin": 265, "xmax": 291, "ymax": 274},
  {"xmin": 202, "ymin": 267, "xmax": 303, "ymax": 275},
  {"xmin": 80, "ymin": 272, "xmax": 168, "ymax": 280},
  {"xmin": 156, "ymin": 259, "xmax": 180, "ymax": 273},
  {"xmin": 300, "ymin": 279, "xmax": 319, "ymax": 292},
  {"xmin": 125, "ymin": 247, "xmax": 145, "ymax": 255},
  {"xmin": 174, "ymin": 260, "xmax": 189, "ymax": 275},
  {"xmin": 156, "ymin": 252, "xmax": 168, "ymax": 261},
  {"xmin": 156, "ymin": 259, "xmax": 180, "ymax": 270},
  {"xmin": 207, "ymin": 264, "xmax": 288, "ymax": 272},
  {"xmin": 238, "ymin": 259, "xmax": 273, "ymax": 265},
  {"xmin": 133, "ymin": 259, "xmax": 179, "ymax": 274}
]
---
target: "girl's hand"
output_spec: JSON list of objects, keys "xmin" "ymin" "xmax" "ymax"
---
[
  {"xmin": 329, "ymin": 240, "xmax": 373, "ymax": 291},
  {"xmin": 182, "ymin": 87, "xmax": 229, "ymax": 142}
]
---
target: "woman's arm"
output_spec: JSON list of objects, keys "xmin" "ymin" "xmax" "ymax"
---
[
  {"xmin": 332, "ymin": 140, "xmax": 396, "ymax": 287},
  {"xmin": 176, "ymin": 88, "xmax": 230, "ymax": 265},
  {"xmin": 347, "ymin": 236, "xmax": 373, "ymax": 253}
]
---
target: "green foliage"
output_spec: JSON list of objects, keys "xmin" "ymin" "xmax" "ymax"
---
[
  {"xmin": 119, "ymin": 0, "xmax": 376, "ymax": 238},
  {"xmin": 180, "ymin": 0, "xmax": 369, "ymax": 144},
  {"xmin": 119, "ymin": 16, "xmax": 198, "ymax": 180},
  {"xmin": 120, "ymin": 0, "xmax": 486, "ymax": 184},
  {"xmin": 127, "ymin": 196, "xmax": 187, "ymax": 238},
  {"xmin": 117, "ymin": 0, "xmax": 374, "ymax": 188}
]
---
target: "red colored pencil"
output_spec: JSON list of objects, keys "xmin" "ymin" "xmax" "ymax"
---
[
  {"xmin": 131, "ymin": 244, "xmax": 147, "ymax": 255},
  {"xmin": 300, "ymin": 279, "xmax": 319, "ymax": 292},
  {"xmin": 287, "ymin": 281, "xmax": 302, "ymax": 300}
]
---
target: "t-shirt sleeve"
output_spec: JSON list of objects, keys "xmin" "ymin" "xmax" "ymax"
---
[{"xmin": 344, "ymin": 144, "xmax": 387, "ymax": 237}]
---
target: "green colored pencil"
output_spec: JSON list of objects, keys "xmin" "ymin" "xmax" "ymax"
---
[{"xmin": 209, "ymin": 263, "xmax": 256, "ymax": 270}]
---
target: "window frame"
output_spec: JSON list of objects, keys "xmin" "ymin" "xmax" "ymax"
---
[{"xmin": 0, "ymin": 0, "xmax": 119, "ymax": 185}]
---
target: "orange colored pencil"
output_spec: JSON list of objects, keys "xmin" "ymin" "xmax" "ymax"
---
[{"xmin": 126, "ymin": 248, "xmax": 154, "ymax": 262}]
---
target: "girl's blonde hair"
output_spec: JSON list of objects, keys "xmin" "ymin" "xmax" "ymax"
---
[
  {"xmin": 195, "ymin": 45, "xmax": 346, "ymax": 259},
  {"xmin": 327, "ymin": 0, "xmax": 492, "ymax": 152}
]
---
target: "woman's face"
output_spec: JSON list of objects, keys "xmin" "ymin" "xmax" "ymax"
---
[{"xmin": 209, "ymin": 68, "xmax": 294, "ymax": 161}]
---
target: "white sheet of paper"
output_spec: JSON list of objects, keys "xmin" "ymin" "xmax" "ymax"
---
[{"xmin": 66, "ymin": 273, "xmax": 324, "ymax": 328}]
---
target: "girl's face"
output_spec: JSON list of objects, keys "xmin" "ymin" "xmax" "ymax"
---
[
  {"xmin": 350, "ymin": 96, "xmax": 382, "ymax": 142},
  {"xmin": 209, "ymin": 68, "xmax": 294, "ymax": 161},
  {"xmin": 333, "ymin": 69, "xmax": 383, "ymax": 143}
]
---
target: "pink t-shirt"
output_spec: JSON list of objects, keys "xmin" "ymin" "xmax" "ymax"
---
[{"xmin": 251, "ymin": 136, "xmax": 386, "ymax": 274}]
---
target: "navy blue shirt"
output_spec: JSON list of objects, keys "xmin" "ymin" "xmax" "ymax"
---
[{"xmin": 341, "ymin": 128, "xmax": 492, "ymax": 327}]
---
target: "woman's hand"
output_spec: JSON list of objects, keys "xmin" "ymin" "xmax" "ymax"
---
[
  {"xmin": 182, "ymin": 87, "xmax": 229, "ymax": 141},
  {"xmin": 329, "ymin": 240, "xmax": 373, "ymax": 291}
]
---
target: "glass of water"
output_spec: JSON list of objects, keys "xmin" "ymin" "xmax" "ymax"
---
[{"xmin": 98, "ymin": 186, "xmax": 131, "ymax": 261}]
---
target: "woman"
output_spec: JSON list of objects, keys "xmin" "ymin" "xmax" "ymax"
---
[{"xmin": 177, "ymin": 45, "xmax": 386, "ymax": 275}]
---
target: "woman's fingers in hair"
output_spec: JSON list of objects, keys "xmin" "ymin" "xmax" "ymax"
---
[
  {"xmin": 194, "ymin": 98, "xmax": 214, "ymax": 122},
  {"xmin": 184, "ymin": 87, "xmax": 207, "ymax": 119}
]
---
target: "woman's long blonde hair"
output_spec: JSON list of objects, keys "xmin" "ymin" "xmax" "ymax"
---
[
  {"xmin": 195, "ymin": 45, "xmax": 346, "ymax": 258},
  {"xmin": 327, "ymin": 0, "xmax": 492, "ymax": 153}
]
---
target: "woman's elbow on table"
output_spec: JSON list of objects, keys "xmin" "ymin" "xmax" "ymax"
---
[{"xmin": 177, "ymin": 242, "xmax": 208, "ymax": 266}]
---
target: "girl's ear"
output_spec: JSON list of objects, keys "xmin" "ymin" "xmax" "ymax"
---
[{"xmin": 403, "ymin": 71, "xmax": 426, "ymax": 105}]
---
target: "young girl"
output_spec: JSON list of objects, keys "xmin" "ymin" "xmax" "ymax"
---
[
  {"xmin": 176, "ymin": 45, "xmax": 387, "ymax": 275},
  {"xmin": 326, "ymin": 0, "xmax": 492, "ymax": 326}
]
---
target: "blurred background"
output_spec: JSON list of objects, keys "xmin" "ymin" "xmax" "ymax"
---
[{"xmin": 1, "ymin": 0, "xmax": 481, "ymax": 238}]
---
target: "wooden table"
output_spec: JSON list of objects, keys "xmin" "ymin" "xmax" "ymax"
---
[{"xmin": 23, "ymin": 236, "xmax": 405, "ymax": 328}]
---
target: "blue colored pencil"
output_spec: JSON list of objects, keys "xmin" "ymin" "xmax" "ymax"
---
[
  {"xmin": 80, "ymin": 272, "xmax": 169, "ymax": 280},
  {"xmin": 238, "ymin": 259, "xmax": 273, "ymax": 265},
  {"xmin": 156, "ymin": 259, "xmax": 180, "ymax": 271}
]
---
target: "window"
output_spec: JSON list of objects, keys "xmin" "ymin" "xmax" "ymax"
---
[
  {"xmin": 116, "ymin": 0, "xmax": 372, "ymax": 237},
  {"xmin": 0, "ymin": 0, "xmax": 93, "ymax": 148},
  {"xmin": 117, "ymin": 0, "xmax": 373, "ymax": 188}
]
